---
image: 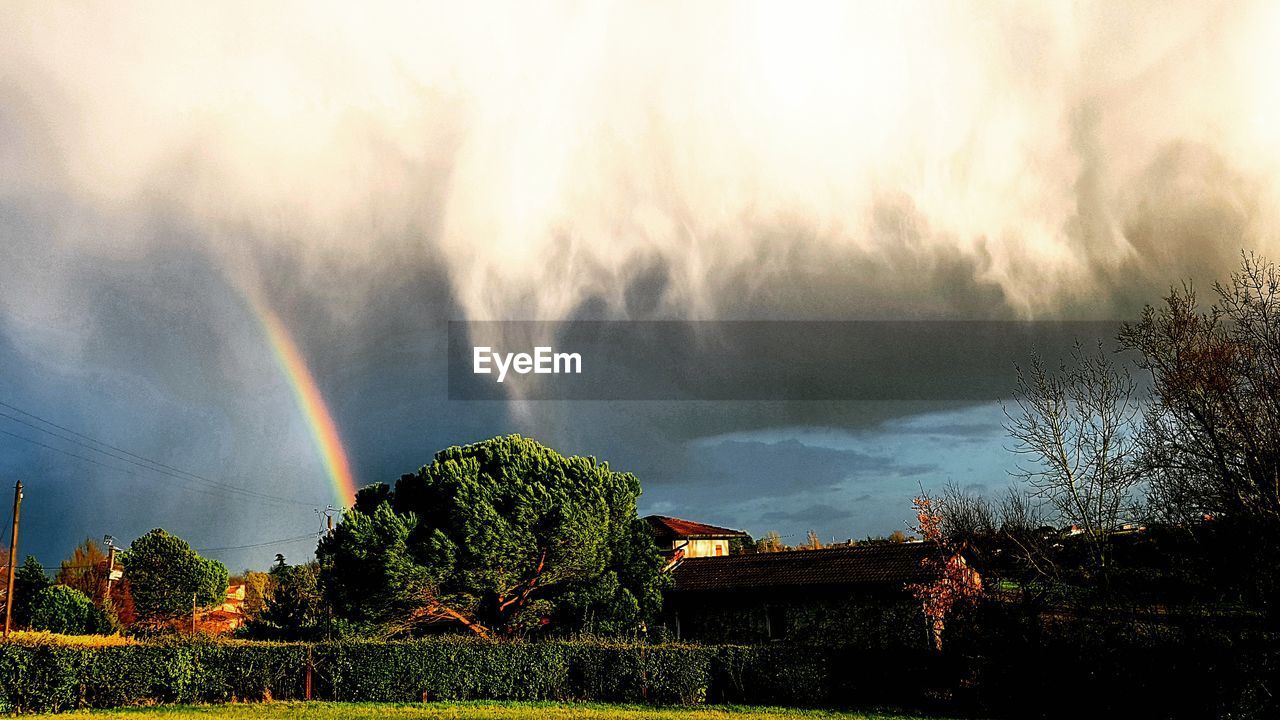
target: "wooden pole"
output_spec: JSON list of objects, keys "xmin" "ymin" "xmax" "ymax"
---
[
  {"xmin": 191, "ymin": 592, "xmax": 197, "ymax": 635},
  {"xmin": 103, "ymin": 543, "xmax": 118, "ymax": 604},
  {"xmin": 4, "ymin": 481, "xmax": 22, "ymax": 639},
  {"xmin": 305, "ymin": 646, "xmax": 313, "ymax": 700}
]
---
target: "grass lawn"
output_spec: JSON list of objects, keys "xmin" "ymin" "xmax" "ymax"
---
[{"xmin": 33, "ymin": 701, "xmax": 948, "ymax": 720}]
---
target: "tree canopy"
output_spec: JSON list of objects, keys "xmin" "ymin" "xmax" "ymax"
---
[
  {"xmin": 120, "ymin": 529, "xmax": 228, "ymax": 624},
  {"xmin": 319, "ymin": 435, "xmax": 668, "ymax": 637}
]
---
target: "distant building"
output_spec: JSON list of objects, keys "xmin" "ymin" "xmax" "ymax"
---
[
  {"xmin": 221, "ymin": 583, "xmax": 246, "ymax": 614},
  {"xmin": 196, "ymin": 583, "xmax": 247, "ymax": 634},
  {"xmin": 663, "ymin": 542, "xmax": 950, "ymax": 646},
  {"xmin": 644, "ymin": 515, "xmax": 750, "ymax": 559}
]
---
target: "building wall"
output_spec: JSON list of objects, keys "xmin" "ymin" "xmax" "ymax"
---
[
  {"xmin": 686, "ymin": 538, "xmax": 729, "ymax": 558},
  {"xmin": 663, "ymin": 538, "xmax": 730, "ymax": 557},
  {"xmin": 663, "ymin": 590, "xmax": 927, "ymax": 650}
]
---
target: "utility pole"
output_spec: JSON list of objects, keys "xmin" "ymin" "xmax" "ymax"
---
[
  {"xmin": 102, "ymin": 535, "xmax": 118, "ymax": 604},
  {"xmin": 191, "ymin": 592, "xmax": 197, "ymax": 635},
  {"xmin": 4, "ymin": 480, "xmax": 22, "ymax": 639},
  {"xmin": 317, "ymin": 506, "xmax": 335, "ymax": 537}
]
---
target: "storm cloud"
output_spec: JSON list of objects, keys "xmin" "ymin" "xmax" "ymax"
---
[{"xmin": 1, "ymin": 1, "xmax": 1278, "ymax": 567}]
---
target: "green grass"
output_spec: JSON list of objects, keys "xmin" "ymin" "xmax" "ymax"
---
[{"xmin": 32, "ymin": 701, "xmax": 945, "ymax": 720}]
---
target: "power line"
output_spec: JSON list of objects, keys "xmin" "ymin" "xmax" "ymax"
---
[
  {"xmin": 0, "ymin": 425, "xmax": 312, "ymax": 509},
  {"xmin": 0, "ymin": 401, "xmax": 319, "ymax": 506},
  {"xmin": 196, "ymin": 533, "xmax": 320, "ymax": 553},
  {"xmin": 0, "ymin": 410, "xmax": 309, "ymax": 506},
  {"xmin": 0, "ymin": 426, "xmax": 251, "ymax": 506},
  {"xmin": 0, "ymin": 400, "xmax": 324, "ymax": 507}
]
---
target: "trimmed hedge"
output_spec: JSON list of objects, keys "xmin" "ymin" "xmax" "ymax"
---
[
  {"xmin": 0, "ymin": 637, "xmax": 309, "ymax": 712},
  {"xmin": 0, "ymin": 636, "xmax": 937, "ymax": 714}
]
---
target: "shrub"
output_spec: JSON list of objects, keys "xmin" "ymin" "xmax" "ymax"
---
[
  {"xmin": 27, "ymin": 586, "xmax": 111, "ymax": 636},
  {"xmin": 5, "ymin": 631, "xmax": 134, "ymax": 648}
]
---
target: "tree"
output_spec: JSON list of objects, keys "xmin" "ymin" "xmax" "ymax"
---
[
  {"xmin": 104, "ymin": 578, "xmax": 137, "ymax": 629},
  {"xmin": 55, "ymin": 538, "xmax": 134, "ymax": 629},
  {"xmin": 233, "ymin": 570, "xmax": 274, "ymax": 619},
  {"xmin": 57, "ymin": 538, "xmax": 108, "ymax": 600},
  {"xmin": 28, "ymin": 585, "xmax": 111, "ymax": 635},
  {"xmin": 907, "ymin": 495, "xmax": 982, "ymax": 650},
  {"xmin": 929, "ymin": 482, "xmax": 1058, "ymax": 607},
  {"xmin": 1119, "ymin": 254, "xmax": 1280, "ymax": 618},
  {"xmin": 1119, "ymin": 253, "xmax": 1280, "ymax": 531},
  {"xmin": 318, "ymin": 502, "xmax": 437, "ymax": 634},
  {"xmin": 1004, "ymin": 342, "xmax": 1141, "ymax": 573},
  {"xmin": 727, "ymin": 534, "xmax": 757, "ymax": 555},
  {"xmin": 756, "ymin": 531, "xmax": 787, "ymax": 553},
  {"xmin": 257, "ymin": 562, "xmax": 325, "ymax": 639},
  {"xmin": 320, "ymin": 435, "xmax": 669, "ymax": 637},
  {"xmin": 12, "ymin": 556, "xmax": 51, "ymax": 628},
  {"xmin": 121, "ymin": 529, "xmax": 228, "ymax": 624}
]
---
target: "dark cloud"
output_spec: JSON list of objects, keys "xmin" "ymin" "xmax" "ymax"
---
[{"xmin": 2, "ymin": 2, "xmax": 1278, "ymax": 568}]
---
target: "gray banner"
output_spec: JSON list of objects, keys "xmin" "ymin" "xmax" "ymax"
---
[{"xmin": 447, "ymin": 321, "xmax": 1127, "ymax": 401}]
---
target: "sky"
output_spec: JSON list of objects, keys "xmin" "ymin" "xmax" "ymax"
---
[{"xmin": 2, "ymin": 1, "xmax": 1280, "ymax": 570}]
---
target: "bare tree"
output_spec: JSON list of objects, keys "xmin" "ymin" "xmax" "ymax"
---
[
  {"xmin": 1004, "ymin": 342, "xmax": 1141, "ymax": 572},
  {"xmin": 1120, "ymin": 253, "xmax": 1280, "ymax": 531},
  {"xmin": 930, "ymin": 482, "xmax": 1057, "ymax": 595},
  {"xmin": 934, "ymin": 481, "xmax": 998, "ymax": 544}
]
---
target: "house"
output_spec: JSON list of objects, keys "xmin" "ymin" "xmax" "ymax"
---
[
  {"xmin": 194, "ymin": 583, "xmax": 247, "ymax": 634},
  {"xmin": 221, "ymin": 583, "xmax": 246, "ymax": 614},
  {"xmin": 644, "ymin": 515, "xmax": 750, "ymax": 559},
  {"xmin": 663, "ymin": 542, "xmax": 949, "ymax": 647}
]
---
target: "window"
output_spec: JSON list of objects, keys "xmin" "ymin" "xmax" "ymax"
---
[{"xmin": 766, "ymin": 605, "xmax": 786, "ymax": 640}]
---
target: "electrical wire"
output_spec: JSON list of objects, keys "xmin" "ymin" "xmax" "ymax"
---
[
  {"xmin": 0, "ymin": 400, "xmax": 325, "ymax": 508},
  {"xmin": 195, "ymin": 533, "xmax": 321, "ymax": 553},
  {"xmin": 0, "ymin": 427, "xmax": 293, "ymax": 508}
]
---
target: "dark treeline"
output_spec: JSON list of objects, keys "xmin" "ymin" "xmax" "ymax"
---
[{"xmin": 920, "ymin": 253, "xmax": 1280, "ymax": 717}]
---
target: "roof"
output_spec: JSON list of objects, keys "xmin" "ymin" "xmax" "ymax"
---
[
  {"xmin": 670, "ymin": 542, "xmax": 937, "ymax": 593},
  {"xmin": 645, "ymin": 515, "xmax": 749, "ymax": 540}
]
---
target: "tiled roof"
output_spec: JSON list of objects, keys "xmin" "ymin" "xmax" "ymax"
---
[
  {"xmin": 670, "ymin": 542, "xmax": 937, "ymax": 592},
  {"xmin": 645, "ymin": 515, "xmax": 749, "ymax": 539}
]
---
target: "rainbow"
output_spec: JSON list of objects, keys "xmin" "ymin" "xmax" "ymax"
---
[{"xmin": 250, "ymin": 296, "xmax": 358, "ymax": 507}]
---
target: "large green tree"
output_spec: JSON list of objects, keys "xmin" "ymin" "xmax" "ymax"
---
[
  {"xmin": 319, "ymin": 435, "xmax": 668, "ymax": 636},
  {"xmin": 121, "ymin": 529, "xmax": 228, "ymax": 624}
]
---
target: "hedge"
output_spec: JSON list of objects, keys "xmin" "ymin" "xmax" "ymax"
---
[
  {"xmin": 0, "ymin": 636, "xmax": 938, "ymax": 714},
  {"xmin": 5, "ymin": 631, "xmax": 1269, "ymax": 717}
]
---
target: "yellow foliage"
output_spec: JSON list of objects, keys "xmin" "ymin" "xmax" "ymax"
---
[{"xmin": 6, "ymin": 629, "xmax": 137, "ymax": 647}]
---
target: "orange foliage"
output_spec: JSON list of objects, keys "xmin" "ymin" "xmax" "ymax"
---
[{"xmin": 906, "ymin": 495, "xmax": 982, "ymax": 648}]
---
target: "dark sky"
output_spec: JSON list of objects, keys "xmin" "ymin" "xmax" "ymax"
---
[{"xmin": 1, "ymin": 1, "xmax": 1278, "ymax": 570}]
